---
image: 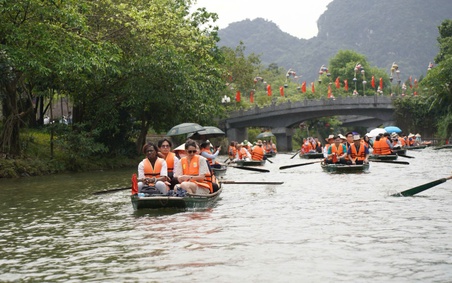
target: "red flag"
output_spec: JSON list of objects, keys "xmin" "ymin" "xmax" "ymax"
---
[
  {"xmin": 371, "ymin": 76, "xmax": 375, "ymax": 88},
  {"xmin": 279, "ymin": 86, "xmax": 284, "ymax": 96},
  {"xmin": 335, "ymin": 77, "xmax": 340, "ymax": 89},
  {"xmin": 379, "ymin": 77, "xmax": 383, "ymax": 90},
  {"xmin": 250, "ymin": 90, "xmax": 254, "ymax": 103},
  {"xmin": 301, "ymin": 81, "xmax": 306, "ymax": 93},
  {"xmin": 409, "ymin": 76, "xmax": 413, "ymax": 88},
  {"xmin": 267, "ymin": 84, "xmax": 272, "ymax": 96},
  {"xmin": 328, "ymin": 84, "xmax": 332, "ymax": 98},
  {"xmin": 311, "ymin": 82, "xmax": 315, "ymax": 93},
  {"xmin": 344, "ymin": 80, "xmax": 349, "ymax": 91},
  {"xmin": 235, "ymin": 90, "xmax": 241, "ymax": 102}
]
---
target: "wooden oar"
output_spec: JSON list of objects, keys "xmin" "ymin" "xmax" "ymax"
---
[
  {"xmin": 93, "ymin": 186, "xmax": 130, "ymax": 195},
  {"xmin": 232, "ymin": 166, "xmax": 270, "ymax": 173},
  {"xmin": 223, "ymin": 157, "xmax": 230, "ymax": 163},
  {"xmin": 371, "ymin": 160, "xmax": 410, "ymax": 165},
  {"xmin": 398, "ymin": 154, "xmax": 415, "ymax": 159},
  {"xmin": 279, "ymin": 160, "xmax": 323, "ymax": 170},
  {"xmin": 391, "ymin": 175, "xmax": 452, "ymax": 197},
  {"xmin": 265, "ymin": 158, "xmax": 273, "ymax": 163},
  {"xmin": 290, "ymin": 150, "xmax": 300, "ymax": 159},
  {"xmin": 221, "ymin": 180, "xmax": 283, "ymax": 185}
]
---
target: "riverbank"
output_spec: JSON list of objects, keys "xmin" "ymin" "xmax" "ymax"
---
[{"xmin": 0, "ymin": 129, "xmax": 139, "ymax": 178}]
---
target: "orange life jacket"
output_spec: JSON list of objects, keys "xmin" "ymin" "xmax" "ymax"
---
[
  {"xmin": 349, "ymin": 143, "xmax": 366, "ymax": 161},
  {"xmin": 238, "ymin": 147, "xmax": 248, "ymax": 159},
  {"xmin": 180, "ymin": 155, "xmax": 212, "ymax": 192},
  {"xmin": 380, "ymin": 137, "xmax": 392, "ymax": 155},
  {"xmin": 163, "ymin": 152, "xmax": 176, "ymax": 173},
  {"xmin": 228, "ymin": 145, "xmax": 237, "ymax": 159},
  {"xmin": 373, "ymin": 139, "xmax": 382, "ymax": 155},
  {"xmin": 264, "ymin": 144, "xmax": 272, "ymax": 153},
  {"xmin": 143, "ymin": 157, "xmax": 164, "ymax": 186},
  {"xmin": 329, "ymin": 143, "xmax": 345, "ymax": 161},
  {"xmin": 251, "ymin": 146, "xmax": 264, "ymax": 160},
  {"xmin": 398, "ymin": 137, "xmax": 407, "ymax": 147}
]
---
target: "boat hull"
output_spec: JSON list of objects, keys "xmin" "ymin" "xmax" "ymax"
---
[
  {"xmin": 369, "ymin": 154, "xmax": 398, "ymax": 161},
  {"xmin": 212, "ymin": 165, "xmax": 227, "ymax": 178},
  {"xmin": 321, "ymin": 163, "xmax": 370, "ymax": 173},
  {"xmin": 234, "ymin": 160, "xmax": 266, "ymax": 166},
  {"xmin": 264, "ymin": 152, "xmax": 276, "ymax": 158},
  {"xmin": 300, "ymin": 152, "xmax": 324, "ymax": 159},
  {"xmin": 131, "ymin": 188, "xmax": 222, "ymax": 210}
]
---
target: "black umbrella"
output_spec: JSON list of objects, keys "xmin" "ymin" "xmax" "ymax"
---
[
  {"xmin": 187, "ymin": 126, "xmax": 225, "ymax": 140},
  {"xmin": 166, "ymin": 123, "xmax": 205, "ymax": 136}
]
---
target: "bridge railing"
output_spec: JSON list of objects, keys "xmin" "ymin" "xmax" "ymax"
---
[{"xmin": 228, "ymin": 96, "xmax": 394, "ymax": 118}]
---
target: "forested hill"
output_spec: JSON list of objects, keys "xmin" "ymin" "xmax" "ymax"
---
[{"xmin": 218, "ymin": 0, "xmax": 452, "ymax": 83}]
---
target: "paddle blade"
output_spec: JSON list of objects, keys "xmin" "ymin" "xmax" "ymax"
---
[
  {"xmin": 398, "ymin": 154, "xmax": 415, "ymax": 159},
  {"xmin": 290, "ymin": 150, "xmax": 300, "ymax": 159},
  {"xmin": 93, "ymin": 187, "xmax": 131, "ymax": 195},
  {"xmin": 280, "ymin": 161, "xmax": 321, "ymax": 170},
  {"xmin": 232, "ymin": 166, "xmax": 270, "ymax": 173},
  {"xmin": 221, "ymin": 181, "xmax": 283, "ymax": 185},
  {"xmin": 391, "ymin": 179, "xmax": 447, "ymax": 197},
  {"xmin": 371, "ymin": 160, "xmax": 410, "ymax": 165}
]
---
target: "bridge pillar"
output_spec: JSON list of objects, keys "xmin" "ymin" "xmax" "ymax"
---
[
  {"xmin": 272, "ymin": 127, "xmax": 293, "ymax": 152},
  {"xmin": 226, "ymin": 127, "xmax": 247, "ymax": 144}
]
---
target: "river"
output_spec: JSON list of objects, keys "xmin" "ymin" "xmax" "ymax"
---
[{"xmin": 1, "ymin": 148, "xmax": 451, "ymax": 282}]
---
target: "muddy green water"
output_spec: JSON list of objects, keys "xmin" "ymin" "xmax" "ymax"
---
[{"xmin": 1, "ymin": 148, "xmax": 451, "ymax": 282}]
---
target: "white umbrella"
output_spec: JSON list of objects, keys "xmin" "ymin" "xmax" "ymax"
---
[{"xmin": 367, "ymin": 128, "xmax": 386, "ymax": 138}]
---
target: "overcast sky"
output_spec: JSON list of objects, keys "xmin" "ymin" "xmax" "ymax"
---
[{"xmin": 192, "ymin": 0, "xmax": 334, "ymax": 39}]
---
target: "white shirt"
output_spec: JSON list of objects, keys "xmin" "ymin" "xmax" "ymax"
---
[
  {"xmin": 137, "ymin": 158, "xmax": 168, "ymax": 180},
  {"xmin": 174, "ymin": 155, "xmax": 209, "ymax": 177}
]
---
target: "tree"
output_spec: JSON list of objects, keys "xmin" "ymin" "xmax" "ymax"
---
[{"xmin": 421, "ymin": 19, "xmax": 452, "ymax": 139}]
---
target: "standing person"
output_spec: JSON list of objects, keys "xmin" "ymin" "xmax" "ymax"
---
[
  {"xmin": 200, "ymin": 141, "xmax": 221, "ymax": 168},
  {"xmin": 157, "ymin": 138, "xmax": 180, "ymax": 190},
  {"xmin": 137, "ymin": 143, "xmax": 169, "ymax": 195},
  {"xmin": 348, "ymin": 135, "xmax": 369, "ymax": 165},
  {"xmin": 174, "ymin": 139, "xmax": 212, "ymax": 195}
]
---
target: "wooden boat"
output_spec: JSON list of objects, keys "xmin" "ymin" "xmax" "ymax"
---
[
  {"xmin": 264, "ymin": 152, "xmax": 276, "ymax": 158},
  {"xmin": 321, "ymin": 162, "xmax": 370, "ymax": 173},
  {"xmin": 369, "ymin": 154, "xmax": 398, "ymax": 161},
  {"xmin": 433, "ymin": 144, "xmax": 452, "ymax": 150},
  {"xmin": 406, "ymin": 145, "xmax": 428, "ymax": 150},
  {"xmin": 131, "ymin": 188, "xmax": 222, "ymax": 210},
  {"xmin": 299, "ymin": 152, "xmax": 324, "ymax": 159},
  {"xmin": 233, "ymin": 159, "xmax": 266, "ymax": 166},
  {"xmin": 212, "ymin": 165, "xmax": 227, "ymax": 177},
  {"xmin": 392, "ymin": 148, "xmax": 407, "ymax": 155}
]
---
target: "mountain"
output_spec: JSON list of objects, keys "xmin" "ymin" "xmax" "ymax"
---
[{"xmin": 218, "ymin": 0, "xmax": 452, "ymax": 83}]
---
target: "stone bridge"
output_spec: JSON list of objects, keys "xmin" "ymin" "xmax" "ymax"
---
[{"xmin": 223, "ymin": 96, "xmax": 395, "ymax": 151}]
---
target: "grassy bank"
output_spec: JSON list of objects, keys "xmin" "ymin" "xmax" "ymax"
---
[{"xmin": 0, "ymin": 129, "xmax": 138, "ymax": 178}]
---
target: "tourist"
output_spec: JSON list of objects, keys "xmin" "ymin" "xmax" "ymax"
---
[
  {"xmin": 137, "ymin": 143, "xmax": 169, "ymax": 195},
  {"xmin": 326, "ymin": 136, "xmax": 348, "ymax": 164},
  {"xmin": 174, "ymin": 139, "xmax": 212, "ymax": 195},
  {"xmin": 200, "ymin": 141, "xmax": 221, "ymax": 168},
  {"xmin": 157, "ymin": 138, "xmax": 180, "ymax": 190},
  {"xmin": 348, "ymin": 135, "xmax": 369, "ymax": 164}
]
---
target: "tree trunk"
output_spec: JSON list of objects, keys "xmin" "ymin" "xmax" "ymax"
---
[
  {"xmin": 0, "ymin": 78, "xmax": 21, "ymax": 157},
  {"xmin": 135, "ymin": 115, "xmax": 150, "ymax": 154}
]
